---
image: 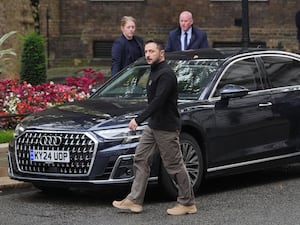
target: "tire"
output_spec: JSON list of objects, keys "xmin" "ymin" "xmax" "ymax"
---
[{"xmin": 159, "ymin": 132, "xmax": 204, "ymax": 200}]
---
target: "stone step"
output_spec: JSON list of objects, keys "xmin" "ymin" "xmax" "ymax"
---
[
  {"xmin": 0, "ymin": 153, "xmax": 8, "ymax": 168},
  {"xmin": 0, "ymin": 167, "xmax": 8, "ymax": 177}
]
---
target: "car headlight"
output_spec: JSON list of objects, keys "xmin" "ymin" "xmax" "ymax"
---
[
  {"xmin": 94, "ymin": 126, "xmax": 145, "ymax": 143},
  {"xmin": 14, "ymin": 123, "xmax": 26, "ymax": 137}
]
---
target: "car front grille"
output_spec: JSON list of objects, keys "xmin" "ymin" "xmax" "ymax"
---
[{"xmin": 15, "ymin": 131, "xmax": 97, "ymax": 176}]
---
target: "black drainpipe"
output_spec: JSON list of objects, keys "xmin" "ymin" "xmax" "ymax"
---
[{"xmin": 241, "ymin": 0, "xmax": 250, "ymax": 48}]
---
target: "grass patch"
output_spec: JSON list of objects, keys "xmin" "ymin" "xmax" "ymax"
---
[{"xmin": 0, "ymin": 129, "xmax": 14, "ymax": 143}]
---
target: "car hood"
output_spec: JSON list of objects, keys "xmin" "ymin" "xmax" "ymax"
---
[{"xmin": 21, "ymin": 98, "xmax": 147, "ymax": 131}]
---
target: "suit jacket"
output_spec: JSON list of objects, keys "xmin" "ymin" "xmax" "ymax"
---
[
  {"xmin": 296, "ymin": 10, "xmax": 300, "ymax": 41},
  {"xmin": 165, "ymin": 25, "xmax": 209, "ymax": 52},
  {"xmin": 111, "ymin": 34, "xmax": 144, "ymax": 76}
]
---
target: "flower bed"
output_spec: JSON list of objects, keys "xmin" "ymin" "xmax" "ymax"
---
[{"xmin": 0, "ymin": 68, "xmax": 105, "ymax": 129}]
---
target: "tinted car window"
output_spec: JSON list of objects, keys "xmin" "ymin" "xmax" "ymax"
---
[
  {"xmin": 96, "ymin": 65, "xmax": 150, "ymax": 98},
  {"xmin": 94, "ymin": 59, "xmax": 220, "ymax": 100},
  {"xmin": 170, "ymin": 59, "xmax": 220, "ymax": 100},
  {"xmin": 214, "ymin": 58, "xmax": 262, "ymax": 97},
  {"xmin": 262, "ymin": 56, "xmax": 300, "ymax": 88}
]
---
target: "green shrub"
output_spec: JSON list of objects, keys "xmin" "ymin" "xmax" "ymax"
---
[
  {"xmin": 0, "ymin": 129, "xmax": 14, "ymax": 143},
  {"xmin": 20, "ymin": 32, "xmax": 46, "ymax": 85}
]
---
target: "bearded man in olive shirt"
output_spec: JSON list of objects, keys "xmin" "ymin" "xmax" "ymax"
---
[{"xmin": 112, "ymin": 39, "xmax": 197, "ymax": 216}]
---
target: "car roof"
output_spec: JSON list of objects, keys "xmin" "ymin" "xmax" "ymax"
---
[
  {"xmin": 165, "ymin": 48, "xmax": 238, "ymax": 60},
  {"xmin": 134, "ymin": 48, "xmax": 233, "ymax": 65},
  {"xmin": 164, "ymin": 47, "xmax": 284, "ymax": 60},
  {"xmin": 134, "ymin": 47, "xmax": 300, "ymax": 65}
]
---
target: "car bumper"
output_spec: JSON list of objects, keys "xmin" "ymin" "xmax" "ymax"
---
[{"xmin": 8, "ymin": 140, "xmax": 159, "ymax": 187}]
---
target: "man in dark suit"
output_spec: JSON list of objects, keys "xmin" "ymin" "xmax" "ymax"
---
[
  {"xmin": 296, "ymin": 10, "xmax": 300, "ymax": 50},
  {"xmin": 111, "ymin": 16, "xmax": 144, "ymax": 76},
  {"xmin": 165, "ymin": 11, "xmax": 208, "ymax": 52}
]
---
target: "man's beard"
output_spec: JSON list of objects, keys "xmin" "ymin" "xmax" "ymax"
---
[{"xmin": 148, "ymin": 57, "xmax": 161, "ymax": 66}]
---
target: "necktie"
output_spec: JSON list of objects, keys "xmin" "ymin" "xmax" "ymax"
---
[{"xmin": 184, "ymin": 32, "xmax": 188, "ymax": 50}]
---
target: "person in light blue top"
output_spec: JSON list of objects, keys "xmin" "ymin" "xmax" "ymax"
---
[{"xmin": 165, "ymin": 11, "xmax": 208, "ymax": 52}]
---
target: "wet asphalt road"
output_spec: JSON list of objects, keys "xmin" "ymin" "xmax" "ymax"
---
[{"xmin": 0, "ymin": 163, "xmax": 300, "ymax": 225}]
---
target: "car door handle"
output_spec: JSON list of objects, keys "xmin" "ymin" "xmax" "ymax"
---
[
  {"xmin": 125, "ymin": 115, "xmax": 138, "ymax": 119},
  {"xmin": 259, "ymin": 102, "xmax": 272, "ymax": 107}
]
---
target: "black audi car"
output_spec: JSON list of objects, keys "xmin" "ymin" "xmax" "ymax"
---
[{"xmin": 8, "ymin": 48, "xmax": 300, "ymax": 197}]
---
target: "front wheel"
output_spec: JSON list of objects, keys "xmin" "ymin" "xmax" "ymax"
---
[{"xmin": 159, "ymin": 133, "xmax": 204, "ymax": 200}]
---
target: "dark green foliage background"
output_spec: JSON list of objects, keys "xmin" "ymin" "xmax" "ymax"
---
[{"xmin": 20, "ymin": 32, "xmax": 46, "ymax": 85}]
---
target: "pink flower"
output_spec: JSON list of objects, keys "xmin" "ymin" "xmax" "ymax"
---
[{"xmin": 0, "ymin": 68, "xmax": 105, "ymax": 128}]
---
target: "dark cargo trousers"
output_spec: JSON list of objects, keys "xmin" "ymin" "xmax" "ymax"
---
[{"xmin": 127, "ymin": 126, "xmax": 195, "ymax": 205}]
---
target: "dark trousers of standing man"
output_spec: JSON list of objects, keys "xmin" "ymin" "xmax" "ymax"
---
[{"xmin": 126, "ymin": 126, "xmax": 195, "ymax": 205}]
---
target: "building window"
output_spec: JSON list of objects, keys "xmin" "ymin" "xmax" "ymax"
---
[
  {"xmin": 210, "ymin": 0, "xmax": 268, "ymax": 1},
  {"xmin": 93, "ymin": 41, "xmax": 113, "ymax": 59},
  {"xmin": 89, "ymin": 0, "xmax": 144, "ymax": 2}
]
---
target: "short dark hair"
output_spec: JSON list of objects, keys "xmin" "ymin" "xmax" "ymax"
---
[{"xmin": 145, "ymin": 39, "xmax": 165, "ymax": 51}]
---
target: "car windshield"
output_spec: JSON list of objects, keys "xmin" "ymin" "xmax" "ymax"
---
[{"xmin": 92, "ymin": 59, "xmax": 220, "ymax": 100}]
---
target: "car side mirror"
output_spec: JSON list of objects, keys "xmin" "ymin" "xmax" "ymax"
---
[{"xmin": 220, "ymin": 84, "xmax": 249, "ymax": 99}]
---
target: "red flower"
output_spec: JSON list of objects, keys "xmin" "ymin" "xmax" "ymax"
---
[{"xmin": 0, "ymin": 68, "xmax": 105, "ymax": 128}]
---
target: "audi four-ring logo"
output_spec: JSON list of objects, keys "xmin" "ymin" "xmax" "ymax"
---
[{"xmin": 39, "ymin": 135, "xmax": 62, "ymax": 146}]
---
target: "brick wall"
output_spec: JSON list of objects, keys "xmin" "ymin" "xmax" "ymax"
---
[
  {"xmin": 39, "ymin": 0, "xmax": 300, "ymax": 67},
  {"xmin": 0, "ymin": 0, "xmax": 35, "ymax": 77}
]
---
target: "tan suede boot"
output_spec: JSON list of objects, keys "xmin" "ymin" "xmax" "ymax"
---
[
  {"xmin": 167, "ymin": 204, "xmax": 197, "ymax": 215},
  {"xmin": 112, "ymin": 198, "xmax": 143, "ymax": 213}
]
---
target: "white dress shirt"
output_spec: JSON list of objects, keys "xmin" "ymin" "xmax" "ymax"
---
[{"xmin": 181, "ymin": 28, "xmax": 192, "ymax": 50}]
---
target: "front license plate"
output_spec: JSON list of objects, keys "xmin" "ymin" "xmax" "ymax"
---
[{"xmin": 30, "ymin": 150, "xmax": 70, "ymax": 163}]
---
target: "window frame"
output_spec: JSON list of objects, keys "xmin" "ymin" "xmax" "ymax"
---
[
  {"xmin": 261, "ymin": 55, "xmax": 300, "ymax": 89},
  {"xmin": 211, "ymin": 56, "xmax": 263, "ymax": 98}
]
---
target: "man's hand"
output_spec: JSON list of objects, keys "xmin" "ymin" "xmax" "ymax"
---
[{"xmin": 128, "ymin": 118, "xmax": 138, "ymax": 131}]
